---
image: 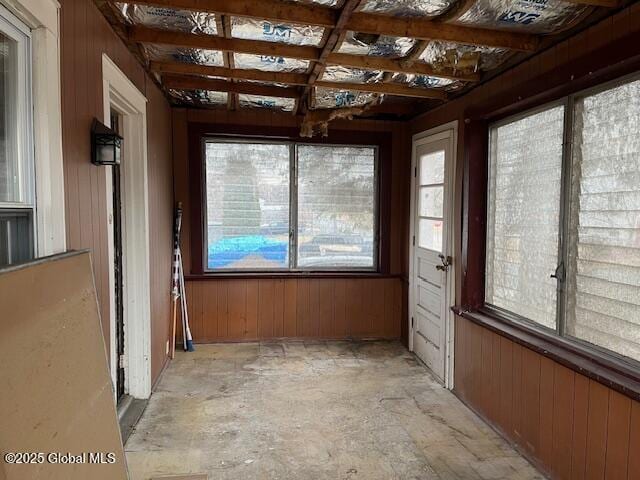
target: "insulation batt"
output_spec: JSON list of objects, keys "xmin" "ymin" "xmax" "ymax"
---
[
  {"xmin": 238, "ymin": 94, "xmax": 296, "ymax": 112},
  {"xmin": 321, "ymin": 66, "xmax": 385, "ymax": 84},
  {"xmin": 358, "ymin": 0, "xmax": 455, "ymax": 17},
  {"xmin": 313, "ymin": 87, "xmax": 379, "ymax": 109},
  {"xmin": 337, "ymin": 31, "xmax": 416, "ymax": 57},
  {"xmin": 231, "ymin": 17, "xmax": 325, "ymax": 46},
  {"xmin": 391, "ymin": 73, "xmax": 464, "ymax": 91},
  {"xmin": 420, "ymin": 41, "xmax": 511, "ymax": 74},
  {"xmin": 116, "ymin": 4, "xmax": 218, "ymax": 35},
  {"xmin": 233, "ymin": 53, "xmax": 310, "ymax": 73},
  {"xmin": 145, "ymin": 44, "xmax": 224, "ymax": 66},
  {"xmin": 455, "ymin": 0, "xmax": 587, "ymax": 34},
  {"xmin": 169, "ymin": 89, "xmax": 228, "ymax": 105}
]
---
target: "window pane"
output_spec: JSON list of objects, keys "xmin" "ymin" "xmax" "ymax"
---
[
  {"xmin": 297, "ymin": 145, "xmax": 376, "ymax": 268},
  {"xmin": 205, "ymin": 142, "xmax": 290, "ymax": 270},
  {"xmin": 566, "ymin": 79, "xmax": 640, "ymax": 362},
  {"xmin": 420, "ymin": 150, "xmax": 444, "ymax": 185},
  {"xmin": 0, "ymin": 29, "xmax": 19, "ymax": 203},
  {"xmin": 419, "ymin": 186, "xmax": 443, "ymax": 218},
  {"xmin": 418, "ymin": 218, "xmax": 443, "ymax": 252},
  {"xmin": 0, "ymin": 209, "xmax": 33, "ymax": 267},
  {"xmin": 485, "ymin": 105, "xmax": 565, "ymax": 329}
]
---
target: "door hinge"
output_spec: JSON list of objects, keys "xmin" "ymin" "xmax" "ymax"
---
[{"xmin": 119, "ymin": 354, "xmax": 126, "ymax": 369}]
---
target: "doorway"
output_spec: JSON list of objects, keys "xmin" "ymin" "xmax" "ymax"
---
[{"xmin": 409, "ymin": 124, "xmax": 457, "ymax": 386}]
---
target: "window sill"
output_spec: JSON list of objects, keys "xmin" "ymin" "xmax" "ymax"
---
[
  {"xmin": 186, "ymin": 272, "xmax": 402, "ymax": 281},
  {"xmin": 452, "ymin": 306, "xmax": 640, "ymax": 402}
]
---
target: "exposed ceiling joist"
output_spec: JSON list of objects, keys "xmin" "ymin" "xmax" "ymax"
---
[
  {"xmin": 129, "ymin": 26, "xmax": 320, "ymax": 60},
  {"xmin": 111, "ymin": 0, "xmax": 337, "ymax": 27},
  {"xmin": 345, "ymin": 13, "xmax": 539, "ymax": 51},
  {"xmin": 314, "ymin": 80, "xmax": 448, "ymax": 100},
  {"xmin": 326, "ymin": 52, "xmax": 480, "ymax": 82},
  {"xmin": 150, "ymin": 61, "xmax": 309, "ymax": 85},
  {"xmin": 162, "ymin": 74, "xmax": 300, "ymax": 98},
  {"xmin": 123, "ymin": 2, "xmax": 540, "ymax": 51}
]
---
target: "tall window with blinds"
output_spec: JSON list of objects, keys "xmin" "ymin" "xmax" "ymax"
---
[
  {"xmin": 485, "ymin": 105, "xmax": 565, "ymax": 330},
  {"xmin": 204, "ymin": 140, "xmax": 378, "ymax": 271},
  {"xmin": 484, "ymin": 75, "xmax": 640, "ymax": 367},
  {"xmin": 566, "ymin": 79, "xmax": 640, "ymax": 362}
]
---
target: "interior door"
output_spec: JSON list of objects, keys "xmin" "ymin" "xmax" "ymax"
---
[{"xmin": 411, "ymin": 133, "xmax": 453, "ymax": 382}]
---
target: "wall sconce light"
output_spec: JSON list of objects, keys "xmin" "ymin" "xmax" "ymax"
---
[{"xmin": 91, "ymin": 118, "xmax": 122, "ymax": 166}]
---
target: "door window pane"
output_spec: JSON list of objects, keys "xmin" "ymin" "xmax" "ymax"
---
[
  {"xmin": 419, "ymin": 186, "xmax": 443, "ymax": 218},
  {"xmin": 485, "ymin": 105, "xmax": 565, "ymax": 329},
  {"xmin": 297, "ymin": 145, "xmax": 376, "ymax": 268},
  {"xmin": 205, "ymin": 142, "xmax": 290, "ymax": 270},
  {"xmin": 418, "ymin": 218, "xmax": 443, "ymax": 252},
  {"xmin": 420, "ymin": 150, "xmax": 444, "ymax": 185},
  {"xmin": 566, "ymin": 79, "xmax": 640, "ymax": 362}
]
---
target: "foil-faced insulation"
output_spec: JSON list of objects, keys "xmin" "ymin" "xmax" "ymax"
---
[
  {"xmin": 321, "ymin": 66, "xmax": 384, "ymax": 84},
  {"xmin": 168, "ymin": 89, "xmax": 228, "ymax": 106},
  {"xmin": 116, "ymin": 4, "xmax": 218, "ymax": 35},
  {"xmin": 230, "ymin": 17, "xmax": 325, "ymax": 46},
  {"xmin": 233, "ymin": 53, "xmax": 310, "ymax": 72},
  {"xmin": 238, "ymin": 94, "xmax": 296, "ymax": 112},
  {"xmin": 420, "ymin": 41, "xmax": 511, "ymax": 74},
  {"xmin": 292, "ymin": 0, "xmax": 341, "ymax": 5},
  {"xmin": 312, "ymin": 87, "xmax": 379, "ymax": 109},
  {"xmin": 144, "ymin": 44, "xmax": 224, "ymax": 66},
  {"xmin": 391, "ymin": 73, "xmax": 464, "ymax": 91},
  {"xmin": 337, "ymin": 31, "xmax": 416, "ymax": 58},
  {"xmin": 358, "ymin": 0, "xmax": 455, "ymax": 17},
  {"xmin": 454, "ymin": 0, "xmax": 587, "ymax": 34}
]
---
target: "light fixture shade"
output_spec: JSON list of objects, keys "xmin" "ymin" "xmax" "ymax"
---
[{"xmin": 91, "ymin": 118, "xmax": 123, "ymax": 166}]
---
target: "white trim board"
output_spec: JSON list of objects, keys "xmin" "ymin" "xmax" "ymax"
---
[
  {"xmin": 409, "ymin": 120, "xmax": 458, "ymax": 390},
  {"xmin": 102, "ymin": 54, "xmax": 152, "ymax": 399}
]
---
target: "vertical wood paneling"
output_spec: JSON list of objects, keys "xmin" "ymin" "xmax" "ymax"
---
[
  {"xmin": 572, "ymin": 374, "xmax": 590, "ymax": 480},
  {"xmin": 552, "ymin": 365, "xmax": 575, "ymax": 479},
  {"xmin": 604, "ymin": 391, "xmax": 631, "ymax": 480},
  {"xmin": 539, "ymin": 357, "xmax": 555, "ymax": 470},
  {"xmin": 184, "ymin": 278, "xmax": 403, "ymax": 341},
  {"xmin": 60, "ymin": 0, "xmax": 173, "ymax": 384},
  {"xmin": 521, "ymin": 347, "xmax": 541, "ymax": 456},
  {"xmin": 629, "ymin": 401, "xmax": 640, "ymax": 480},
  {"xmin": 585, "ymin": 380, "xmax": 609, "ymax": 480}
]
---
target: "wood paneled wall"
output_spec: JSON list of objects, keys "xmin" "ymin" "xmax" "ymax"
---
[
  {"xmin": 185, "ymin": 278, "xmax": 402, "ymax": 342},
  {"xmin": 456, "ymin": 316, "xmax": 640, "ymax": 480},
  {"xmin": 408, "ymin": 5, "xmax": 640, "ymax": 479},
  {"xmin": 172, "ymin": 108, "xmax": 411, "ymax": 342},
  {"xmin": 60, "ymin": 0, "xmax": 174, "ymax": 383}
]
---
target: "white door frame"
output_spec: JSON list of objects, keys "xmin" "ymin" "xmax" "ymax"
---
[
  {"xmin": 102, "ymin": 54, "xmax": 151, "ymax": 399},
  {"xmin": 409, "ymin": 121, "xmax": 458, "ymax": 389}
]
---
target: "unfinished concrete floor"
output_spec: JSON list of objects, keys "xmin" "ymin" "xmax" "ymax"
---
[{"xmin": 125, "ymin": 341, "xmax": 543, "ymax": 480}]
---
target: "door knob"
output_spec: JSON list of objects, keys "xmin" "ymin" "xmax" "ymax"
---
[{"xmin": 436, "ymin": 254, "xmax": 452, "ymax": 272}]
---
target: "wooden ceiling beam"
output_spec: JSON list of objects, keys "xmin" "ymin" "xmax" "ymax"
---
[
  {"xmin": 345, "ymin": 13, "xmax": 539, "ymax": 51},
  {"xmin": 129, "ymin": 26, "xmax": 321, "ymax": 60},
  {"xmin": 326, "ymin": 52, "xmax": 480, "ymax": 82},
  {"xmin": 162, "ymin": 74, "xmax": 300, "ymax": 98},
  {"xmin": 314, "ymin": 80, "xmax": 447, "ymax": 100},
  {"xmin": 150, "ymin": 60, "xmax": 309, "ymax": 85},
  {"xmin": 112, "ymin": 0, "xmax": 337, "ymax": 27}
]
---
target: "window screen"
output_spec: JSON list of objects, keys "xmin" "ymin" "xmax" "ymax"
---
[
  {"xmin": 297, "ymin": 145, "xmax": 376, "ymax": 268},
  {"xmin": 205, "ymin": 142, "xmax": 290, "ymax": 270},
  {"xmin": 204, "ymin": 141, "xmax": 378, "ymax": 271},
  {"xmin": 485, "ymin": 105, "xmax": 565, "ymax": 329},
  {"xmin": 566, "ymin": 79, "xmax": 640, "ymax": 362}
]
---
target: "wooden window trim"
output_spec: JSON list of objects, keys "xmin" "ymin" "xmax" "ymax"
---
[
  {"xmin": 187, "ymin": 122, "xmax": 393, "ymax": 277},
  {"xmin": 458, "ymin": 55, "xmax": 640, "ymax": 401}
]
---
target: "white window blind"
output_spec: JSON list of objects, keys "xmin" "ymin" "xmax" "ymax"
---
[
  {"xmin": 566, "ymin": 79, "xmax": 640, "ymax": 362},
  {"xmin": 486, "ymin": 105, "xmax": 565, "ymax": 329}
]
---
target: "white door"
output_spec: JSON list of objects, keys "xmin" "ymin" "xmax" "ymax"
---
[{"xmin": 410, "ymin": 129, "xmax": 455, "ymax": 383}]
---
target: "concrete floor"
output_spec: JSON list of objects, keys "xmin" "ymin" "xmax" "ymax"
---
[{"xmin": 125, "ymin": 341, "xmax": 543, "ymax": 480}]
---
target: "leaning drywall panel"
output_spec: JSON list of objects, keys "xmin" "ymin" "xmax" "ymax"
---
[{"xmin": 0, "ymin": 251, "xmax": 128, "ymax": 480}]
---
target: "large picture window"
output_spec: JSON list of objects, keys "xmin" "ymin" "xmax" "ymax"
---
[
  {"xmin": 204, "ymin": 140, "xmax": 377, "ymax": 271},
  {"xmin": 485, "ymin": 76, "xmax": 640, "ymax": 365}
]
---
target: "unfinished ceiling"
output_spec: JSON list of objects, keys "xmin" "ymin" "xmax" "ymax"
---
[{"xmin": 96, "ymin": 0, "xmax": 621, "ymax": 122}]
